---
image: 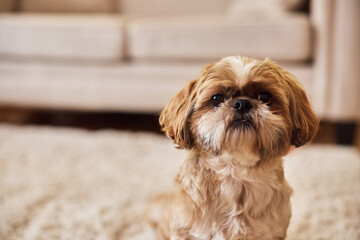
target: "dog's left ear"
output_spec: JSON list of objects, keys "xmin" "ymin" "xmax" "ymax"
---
[
  {"xmin": 263, "ymin": 59, "xmax": 319, "ymax": 147},
  {"xmin": 159, "ymin": 78, "xmax": 198, "ymax": 149},
  {"xmin": 283, "ymin": 72, "xmax": 319, "ymax": 148}
]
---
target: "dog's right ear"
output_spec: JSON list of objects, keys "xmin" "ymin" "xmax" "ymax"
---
[{"xmin": 159, "ymin": 79, "xmax": 198, "ymax": 149}]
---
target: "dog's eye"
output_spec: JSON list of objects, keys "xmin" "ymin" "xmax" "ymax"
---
[
  {"xmin": 258, "ymin": 92, "xmax": 271, "ymax": 104},
  {"xmin": 211, "ymin": 94, "xmax": 225, "ymax": 107}
]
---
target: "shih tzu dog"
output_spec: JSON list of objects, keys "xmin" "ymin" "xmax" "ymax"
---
[{"xmin": 147, "ymin": 56, "xmax": 319, "ymax": 240}]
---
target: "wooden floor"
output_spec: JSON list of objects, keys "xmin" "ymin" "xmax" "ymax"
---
[
  {"xmin": 0, "ymin": 107, "xmax": 161, "ymax": 132},
  {"xmin": 0, "ymin": 107, "xmax": 358, "ymax": 146}
]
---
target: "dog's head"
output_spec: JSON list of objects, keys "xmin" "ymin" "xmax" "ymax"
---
[{"xmin": 160, "ymin": 56, "xmax": 319, "ymax": 165}]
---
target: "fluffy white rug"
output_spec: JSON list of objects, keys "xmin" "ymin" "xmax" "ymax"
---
[{"xmin": 0, "ymin": 124, "xmax": 359, "ymax": 240}]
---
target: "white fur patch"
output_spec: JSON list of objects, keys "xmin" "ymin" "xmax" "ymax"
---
[
  {"xmin": 197, "ymin": 111, "xmax": 226, "ymax": 151},
  {"xmin": 222, "ymin": 56, "xmax": 257, "ymax": 87}
]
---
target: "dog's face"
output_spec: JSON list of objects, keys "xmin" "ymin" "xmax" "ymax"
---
[{"xmin": 160, "ymin": 56, "xmax": 319, "ymax": 166}]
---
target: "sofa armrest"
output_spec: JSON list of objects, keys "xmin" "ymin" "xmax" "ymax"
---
[{"xmin": 311, "ymin": 0, "xmax": 360, "ymax": 120}]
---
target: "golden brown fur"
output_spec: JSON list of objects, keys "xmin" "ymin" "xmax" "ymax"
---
[{"xmin": 150, "ymin": 56, "xmax": 319, "ymax": 240}]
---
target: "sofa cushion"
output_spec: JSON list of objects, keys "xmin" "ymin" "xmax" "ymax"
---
[
  {"xmin": 127, "ymin": 14, "xmax": 312, "ymax": 62},
  {"xmin": 20, "ymin": 0, "xmax": 115, "ymax": 12},
  {"xmin": 0, "ymin": 14, "xmax": 125, "ymax": 61},
  {"xmin": 0, "ymin": 60, "xmax": 204, "ymax": 112}
]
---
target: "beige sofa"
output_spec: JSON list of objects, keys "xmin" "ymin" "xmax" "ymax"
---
[{"xmin": 0, "ymin": 0, "xmax": 359, "ymax": 121}]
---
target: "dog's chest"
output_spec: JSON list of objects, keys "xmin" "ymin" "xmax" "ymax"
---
[
  {"xmin": 178, "ymin": 156, "xmax": 291, "ymax": 239},
  {"xmin": 192, "ymin": 176, "xmax": 283, "ymax": 239},
  {"xmin": 211, "ymin": 178, "xmax": 249, "ymax": 237}
]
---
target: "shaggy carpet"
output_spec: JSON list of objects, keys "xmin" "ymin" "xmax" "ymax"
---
[{"xmin": 0, "ymin": 124, "xmax": 359, "ymax": 240}]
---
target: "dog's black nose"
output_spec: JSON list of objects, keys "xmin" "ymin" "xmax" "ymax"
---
[{"xmin": 233, "ymin": 99, "xmax": 253, "ymax": 114}]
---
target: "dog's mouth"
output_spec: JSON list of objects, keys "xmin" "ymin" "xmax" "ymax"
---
[{"xmin": 230, "ymin": 117, "xmax": 254, "ymax": 130}]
